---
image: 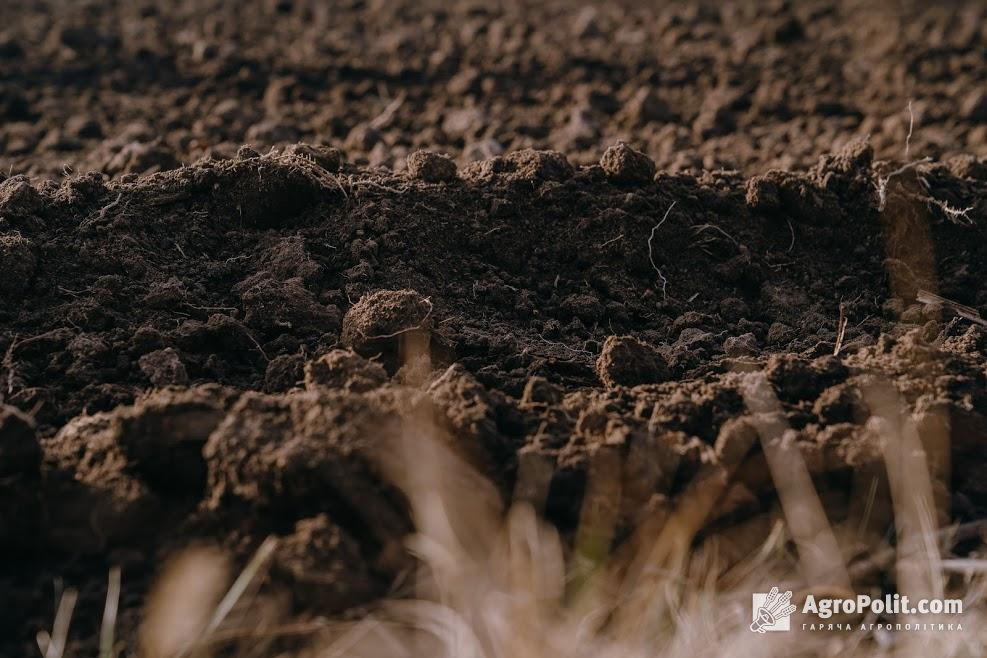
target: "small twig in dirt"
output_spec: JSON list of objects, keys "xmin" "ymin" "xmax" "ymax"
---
[
  {"xmin": 483, "ymin": 225, "xmax": 506, "ymax": 236},
  {"xmin": 99, "ymin": 567, "xmax": 121, "ymax": 658},
  {"xmin": 98, "ymin": 193, "xmax": 123, "ymax": 221},
  {"xmin": 242, "ymin": 329, "xmax": 270, "ymax": 362},
  {"xmin": 194, "ymin": 537, "xmax": 279, "ymax": 652},
  {"xmin": 175, "ymin": 242, "xmax": 187, "ymax": 259},
  {"xmin": 648, "ymin": 201, "xmax": 677, "ymax": 299},
  {"xmin": 833, "ymin": 303, "xmax": 849, "ymax": 356},
  {"xmin": 785, "ymin": 217, "xmax": 795, "ymax": 252},
  {"xmin": 599, "ymin": 233, "xmax": 624, "ymax": 248},
  {"xmin": 185, "ymin": 303, "xmax": 238, "ymax": 313},
  {"xmin": 327, "ymin": 174, "xmax": 350, "ymax": 201},
  {"xmin": 3, "ymin": 335, "xmax": 18, "ymax": 398},
  {"xmin": 538, "ymin": 335, "xmax": 591, "ymax": 356},
  {"xmin": 905, "ymin": 99, "xmax": 915, "ymax": 159},
  {"xmin": 691, "ymin": 223, "xmax": 738, "ymax": 246}
]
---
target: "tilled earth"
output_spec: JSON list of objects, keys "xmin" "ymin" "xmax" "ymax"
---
[
  {"xmin": 4, "ymin": 0, "xmax": 987, "ymax": 178},
  {"xmin": 3, "ymin": 0, "xmax": 987, "ymax": 655}
]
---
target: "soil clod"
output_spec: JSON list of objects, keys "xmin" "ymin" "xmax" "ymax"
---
[
  {"xmin": 596, "ymin": 335, "xmax": 671, "ymax": 388},
  {"xmin": 341, "ymin": 289, "xmax": 432, "ymax": 372},
  {"xmin": 600, "ymin": 141, "xmax": 656, "ymax": 185},
  {"xmin": 406, "ymin": 150, "xmax": 458, "ymax": 182}
]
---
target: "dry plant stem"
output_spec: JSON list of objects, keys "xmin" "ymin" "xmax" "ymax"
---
[
  {"xmin": 241, "ymin": 328, "xmax": 269, "ymax": 362},
  {"xmin": 99, "ymin": 567, "xmax": 122, "ymax": 658},
  {"xmin": 741, "ymin": 373, "xmax": 851, "ymax": 589},
  {"xmin": 99, "ymin": 193, "xmax": 123, "ymax": 220},
  {"xmin": 833, "ymin": 304, "xmax": 848, "ymax": 356},
  {"xmin": 2, "ymin": 334, "xmax": 16, "ymax": 398},
  {"xmin": 860, "ymin": 381, "xmax": 944, "ymax": 606},
  {"xmin": 785, "ymin": 217, "xmax": 796, "ymax": 252},
  {"xmin": 905, "ymin": 99, "xmax": 915, "ymax": 159},
  {"xmin": 189, "ymin": 536, "xmax": 279, "ymax": 656},
  {"xmin": 38, "ymin": 588, "xmax": 78, "ymax": 658},
  {"xmin": 847, "ymin": 520, "xmax": 987, "ymax": 583},
  {"xmin": 613, "ymin": 417, "xmax": 758, "ymax": 642},
  {"xmin": 648, "ymin": 201, "xmax": 676, "ymax": 299},
  {"xmin": 916, "ymin": 289, "xmax": 987, "ymax": 326}
]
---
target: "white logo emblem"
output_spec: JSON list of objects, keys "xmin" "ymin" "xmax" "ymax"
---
[{"xmin": 752, "ymin": 587, "xmax": 796, "ymax": 632}]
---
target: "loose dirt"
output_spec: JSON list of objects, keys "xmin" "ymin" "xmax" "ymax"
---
[{"xmin": 2, "ymin": 0, "xmax": 987, "ymax": 655}]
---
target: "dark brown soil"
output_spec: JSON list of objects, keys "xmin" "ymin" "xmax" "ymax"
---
[
  {"xmin": 4, "ymin": 0, "xmax": 987, "ymax": 179},
  {"xmin": 3, "ymin": 0, "xmax": 987, "ymax": 655}
]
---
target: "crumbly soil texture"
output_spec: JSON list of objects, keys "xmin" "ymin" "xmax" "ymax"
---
[{"xmin": 3, "ymin": 0, "xmax": 987, "ymax": 655}]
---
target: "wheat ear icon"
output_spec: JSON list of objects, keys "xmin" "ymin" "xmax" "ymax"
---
[{"xmin": 751, "ymin": 587, "xmax": 796, "ymax": 633}]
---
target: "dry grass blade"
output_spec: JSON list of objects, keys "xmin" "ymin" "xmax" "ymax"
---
[
  {"xmin": 142, "ymin": 547, "xmax": 230, "ymax": 658},
  {"xmin": 99, "ymin": 567, "xmax": 122, "ymax": 658},
  {"xmin": 38, "ymin": 588, "xmax": 78, "ymax": 658},
  {"xmin": 861, "ymin": 379, "xmax": 944, "ymax": 655},
  {"xmin": 741, "ymin": 373, "xmax": 851, "ymax": 589},
  {"xmin": 916, "ymin": 289, "xmax": 987, "ymax": 327},
  {"xmin": 201, "ymin": 536, "xmax": 278, "ymax": 640}
]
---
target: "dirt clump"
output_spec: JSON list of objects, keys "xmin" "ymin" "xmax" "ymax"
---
[
  {"xmin": 239, "ymin": 276, "xmax": 341, "ymax": 336},
  {"xmin": 138, "ymin": 348, "xmax": 190, "ymax": 387},
  {"xmin": 406, "ymin": 150, "xmax": 458, "ymax": 183},
  {"xmin": 600, "ymin": 142, "xmax": 656, "ymax": 185},
  {"xmin": 304, "ymin": 349, "xmax": 388, "ymax": 393},
  {"xmin": 464, "ymin": 148, "xmax": 574, "ymax": 184},
  {"xmin": 341, "ymin": 289, "xmax": 433, "ymax": 372},
  {"xmin": 202, "ymin": 388, "xmax": 418, "ymax": 565},
  {"xmin": 111, "ymin": 385, "xmax": 239, "ymax": 497},
  {"xmin": 271, "ymin": 514, "xmax": 380, "ymax": 611},
  {"xmin": 43, "ymin": 413, "xmax": 163, "ymax": 552},
  {"xmin": 596, "ymin": 336, "xmax": 671, "ymax": 388},
  {"xmin": 281, "ymin": 143, "xmax": 344, "ymax": 173},
  {"xmin": 0, "ymin": 176, "xmax": 43, "ymax": 218}
]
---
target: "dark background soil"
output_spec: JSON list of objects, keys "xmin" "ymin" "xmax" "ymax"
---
[
  {"xmin": 3, "ymin": 0, "xmax": 987, "ymax": 180},
  {"xmin": 3, "ymin": 1, "xmax": 987, "ymax": 656}
]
